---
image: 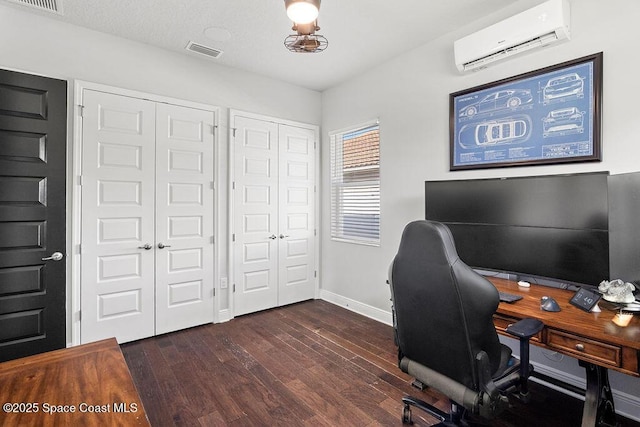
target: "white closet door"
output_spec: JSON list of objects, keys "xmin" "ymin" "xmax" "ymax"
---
[
  {"xmin": 278, "ymin": 124, "xmax": 316, "ymax": 305},
  {"xmin": 155, "ymin": 103, "xmax": 215, "ymax": 334},
  {"xmin": 80, "ymin": 90, "xmax": 156, "ymax": 344},
  {"xmin": 233, "ymin": 116, "xmax": 279, "ymax": 316}
]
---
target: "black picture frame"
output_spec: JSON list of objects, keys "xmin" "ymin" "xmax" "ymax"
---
[{"xmin": 450, "ymin": 52, "xmax": 603, "ymax": 170}]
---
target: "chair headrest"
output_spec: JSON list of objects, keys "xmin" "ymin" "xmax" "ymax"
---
[{"xmin": 396, "ymin": 220, "xmax": 461, "ymax": 268}]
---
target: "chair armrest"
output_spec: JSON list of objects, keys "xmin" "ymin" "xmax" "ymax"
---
[
  {"xmin": 504, "ymin": 318, "xmax": 544, "ymax": 402},
  {"xmin": 505, "ymin": 318, "xmax": 544, "ymax": 339}
]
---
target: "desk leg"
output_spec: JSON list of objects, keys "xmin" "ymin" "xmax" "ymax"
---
[{"xmin": 579, "ymin": 361, "xmax": 617, "ymax": 427}]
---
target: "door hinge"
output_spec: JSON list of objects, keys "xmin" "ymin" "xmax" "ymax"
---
[
  {"xmin": 233, "ymin": 283, "xmax": 236, "ymax": 293},
  {"xmin": 78, "ymin": 175, "xmax": 83, "ymax": 186},
  {"xmin": 232, "ymin": 181, "xmax": 235, "ymax": 190},
  {"xmin": 213, "ymin": 288, "xmax": 216, "ymax": 297},
  {"xmin": 210, "ymin": 181, "xmax": 215, "ymax": 190},
  {"xmin": 78, "ymin": 105, "xmax": 84, "ymax": 117},
  {"xmin": 77, "ymin": 244, "xmax": 82, "ymax": 254},
  {"xmin": 314, "ymin": 270, "xmax": 317, "ymax": 278},
  {"xmin": 211, "ymin": 235, "xmax": 215, "ymax": 244},
  {"xmin": 213, "ymin": 124, "xmax": 218, "ymax": 134},
  {"xmin": 232, "ymin": 233, "xmax": 236, "ymax": 242},
  {"xmin": 232, "ymin": 127, "xmax": 237, "ymax": 138},
  {"xmin": 314, "ymin": 141, "xmax": 317, "ymax": 150},
  {"xmin": 314, "ymin": 229, "xmax": 317, "ymax": 237},
  {"xmin": 78, "ymin": 310, "xmax": 81, "ymax": 321}
]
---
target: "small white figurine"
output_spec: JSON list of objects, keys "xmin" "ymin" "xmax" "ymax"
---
[{"xmin": 598, "ymin": 279, "xmax": 636, "ymax": 304}]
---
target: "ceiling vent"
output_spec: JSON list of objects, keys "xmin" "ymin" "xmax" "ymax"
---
[
  {"xmin": 7, "ymin": 0, "xmax": 63, "ymax": 14},
  {"xmin": 185, "ymin": 41, "xmax": 223, "ymax": 59}
]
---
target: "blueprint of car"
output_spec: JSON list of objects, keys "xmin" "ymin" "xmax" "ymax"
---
[
  {"xmin": 542, "ymin": 106, "xmax": 585, "ymax": 137},
  {"xmin": 458, "ymin": 115, "xmax": 532, "ymax": 148},
  {"xmin": 542, "ymin": 73, "xmax": 585, "ymax": 105},
  {"xmin": 451, "ymin": 59, "xmax": 595, "ymax": 168},
  {"xmin": 458, "ymin": 89, "xmax": 533, "ymax": 119}
]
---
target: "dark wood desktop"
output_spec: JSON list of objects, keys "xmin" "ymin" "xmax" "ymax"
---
[
  {"xmin": 489, "ymin": 277, "xmax": 640, "ymax": 427},
  {"xmin": 0, "ymin": 338, "xmax": 150, "ymax": 427}
]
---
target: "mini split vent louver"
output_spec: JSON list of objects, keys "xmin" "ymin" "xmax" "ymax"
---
[
  {"xmin": 8, "ymin": 0, "xmax": 62, "ymax": 14},
  {"xmin": 454, "ymin": 0, "xmax": 570, "ymax": 72},
  {"xmin": 185, "ymin": 41, "xmax": 223, "ymax": 59}
]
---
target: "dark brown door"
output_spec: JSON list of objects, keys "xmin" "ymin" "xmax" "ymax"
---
[{"xmin": 0, "ymin": 69, "xmax": 67, "ymax": 362}]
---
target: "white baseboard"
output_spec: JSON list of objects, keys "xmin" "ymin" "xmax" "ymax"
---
[
  {"xmin": 319, "ymin": 289, "xmax": 393, "ymax": 326},
  {"xmin": 530, "ymin": 363, "xmax": 640, "ymax": 422},
  {"xmin": 611, "ymin": 389, "xmax": 640, "ymax": 422},
  {"xmin": 217, "ymin": 309, "xmax": 232, "ymax": 323},
  {"xmin": 319, "ymin": 291, "xmax": 640, "ymax": 422}
]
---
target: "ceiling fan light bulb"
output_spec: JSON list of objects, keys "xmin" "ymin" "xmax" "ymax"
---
[{"xmin": 286, "ymin": 0, "xmax": 319, "ymax": 24}]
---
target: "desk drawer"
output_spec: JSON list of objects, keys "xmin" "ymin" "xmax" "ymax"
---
[
  {"xmin": 493, "ymin": 315, "xmax": 542, "ymax": 343},
  {"xmin": 547, "ymin": 329, "xmax": 621, "ymax": 367}
]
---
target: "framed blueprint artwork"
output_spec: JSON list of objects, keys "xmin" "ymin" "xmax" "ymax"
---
[{"xmin": 450, "ymin": 52, "xmax": 602, "ymax": 170}]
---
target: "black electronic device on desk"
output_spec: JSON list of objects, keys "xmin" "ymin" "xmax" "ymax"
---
[
  {"xmin": 570, "ymin": 287, "xmax": 601, "ymax": 312},
  {"xmin": 498, "ymin": 291, "xmax": 523, "ymax": 303},
  {"xmin": 425, "ymin": 172, "xmax": 610, "ymax": 293}
]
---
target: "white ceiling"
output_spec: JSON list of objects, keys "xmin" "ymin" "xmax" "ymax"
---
[{"xmin": 2, "ymin": 0, "xmax": 517, "ymax": 91}]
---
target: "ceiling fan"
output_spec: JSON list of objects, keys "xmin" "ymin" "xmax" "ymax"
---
[{"xmin": 283, "ymin": 0, "xmax": 328, "ymax": 53}]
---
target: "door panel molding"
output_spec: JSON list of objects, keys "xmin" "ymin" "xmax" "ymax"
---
[
  {"xmin": 72, "ymin": 81, "xmax": 220, "ymax": 345},
  {"xmin": 155, "ymin": 102, "xmax": 215, "ymax": 335},
  {"xmin": 230, "ymin": 110, "xmax": 319, "ymax": 317},
  {"xmin": 80, "ymin": 90, "xmax": 156, "ymax": 344},
  {"xmin": 0, "ymin": 68, "xmax": 67, "ymax": 362},
  {"xmin": 232, "ymin": 116, "xmax": 279, "ymax": 316},
  {"xmin": 278, "ymin": 123, "xmax": 316, "ymax": 306}
]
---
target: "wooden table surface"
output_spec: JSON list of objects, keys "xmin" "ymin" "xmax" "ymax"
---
[
  {"xmin": 490, "ymin": 277, "xmax": 640, "ymax": 376},
  {"xmin": 0, "ymin": 338, "xmax": 150, "ymax": 426}
]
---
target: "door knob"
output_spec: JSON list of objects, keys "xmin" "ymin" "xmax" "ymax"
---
[
  {"xmin": 279, "ymin": 234, "xmax": 290, "ymax": 239},
  {"xmin": 268, "ymin": 234, "xmax": 277, "ymax": 240},
  {"xmin": 157, "ymin": 243, "xmax": 172, "ymax": 249},
  {"xmin": 138, "ymin": 244, "xmax": 153, "ymax": 250},
  {"xmin": 42, "ymin": 252, "xmax": 64, "ymax": 261}
]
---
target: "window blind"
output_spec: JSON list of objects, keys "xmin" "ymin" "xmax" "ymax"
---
[{"xmin": 330, "ymin": 123, "xmax": 380, "ymax": 245}]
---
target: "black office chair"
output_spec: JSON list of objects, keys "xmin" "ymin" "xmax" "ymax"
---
[{"xmin": 388, "ymin": 220, "xmax": 543, "ymax": 425}]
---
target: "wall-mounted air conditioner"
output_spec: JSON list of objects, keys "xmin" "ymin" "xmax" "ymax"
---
[{"xmin": 454, "ymin": 0, "xmax": 570, "ymax": 73}]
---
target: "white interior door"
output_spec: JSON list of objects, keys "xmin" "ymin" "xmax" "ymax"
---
[
  {"xmin": 155, "ymin": 103, "xmax": 215, "ymax": 334},
  {"xmin": 81, "ymin": 90, "xmax": 216, "ymax": 343},
  {"xmin": 278, "ymin": 124, "xmax": 316, "ymax": 305},
  {"xmin": 80, "ymin": 90, "xmax": 156, "ymax": 343},
  {"xmin": 233, "ymin": 116, "xmax": 279, "ymax": 316},
  {"xmin": 233, "ymin": 115, "xmax": 316, "ymax": 316}
]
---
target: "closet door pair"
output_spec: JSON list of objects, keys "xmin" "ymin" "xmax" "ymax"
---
[
  {"xmin": 233, "ymin": 115, "xmax": 317, "ymax": 316},
  {"xmin": 80, "ymin": 90, "xmax": 215, "ymax": 344}
]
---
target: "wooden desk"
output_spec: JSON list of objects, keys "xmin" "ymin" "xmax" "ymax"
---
[
  {"xmin": 0, "ymin": 338, "xmax": 150, "ymax": 427},
  {"xmin": 489, "ymin": 277, "xmax": 640, "ymax": 427}
]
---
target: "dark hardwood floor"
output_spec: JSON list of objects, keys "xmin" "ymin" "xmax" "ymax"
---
[{"xmin": 121, "ymin": 300, "xmax": 639, "ymax": 426}]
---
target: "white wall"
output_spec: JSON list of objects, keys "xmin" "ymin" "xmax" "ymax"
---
[
  {"xmin": 0, "ymin": 4, "xmax": 321, "ymax": 338},
  {"xmin": 320, "ymin": 0, "xmax": 640, "ymax": 420},
  {"xmin": 2, "ymin": 0, "xmax": 639, "ymax": 419},
  {"xmin": 0, "ymin": 5, "xmax": 321, "ymax": 123}
]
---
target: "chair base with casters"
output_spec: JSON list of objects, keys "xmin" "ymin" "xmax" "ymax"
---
[
  {"xmin": 399, "ymin": 317, "xmax": 544, "ymax": 425},
  {"xmin": 402, "ymin": 395, "xmax": 460, "ymax": 426}
]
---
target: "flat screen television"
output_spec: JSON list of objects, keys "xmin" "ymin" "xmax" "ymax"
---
[{"xmin": 425, "ymin": 172, "xmax": 610, "ymax": 289}]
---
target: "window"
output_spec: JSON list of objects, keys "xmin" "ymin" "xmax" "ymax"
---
[{"xmin": 330, "ymin": 121, "xmax": 380, "ymax": 245}]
